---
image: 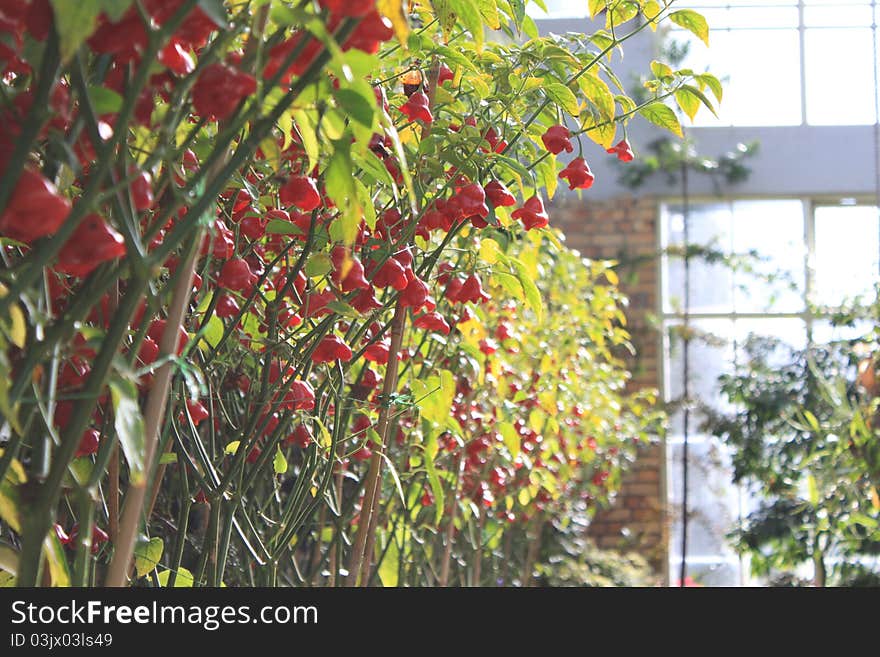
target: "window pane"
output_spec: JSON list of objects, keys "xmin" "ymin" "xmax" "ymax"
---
[
  {"xmin": 804, "ymin": 5, "xmax": 874, "ymax": 28},
  {"xmin": 731, "ymin": 200, "xmax": 806, "ymax": 313},
  {"xmin": 805, "ymin": 28, "xmax": 877, "ymax": 125},
  {"xmin": 663, "ymin": 204, "xmax": 734, "ymax": 313},
  {"xmin": 664, "ymin": 319, "xmax": 735, "ymax": 410},
  {"xmin": 673, "ymin": 29, "xmax": 802, "ymax": 126},
  {"xmin": 813, "ymin": 206, "xmax": 880, "ymax": 306}
]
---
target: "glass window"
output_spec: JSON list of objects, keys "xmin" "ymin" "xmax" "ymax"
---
[
  {"xmin": 813, "ymin": 205, "xmax": 880, "ymax": 307},
  {"xmin": 661, "ymin": 198, "xmax": 880, "ymax": 586}
]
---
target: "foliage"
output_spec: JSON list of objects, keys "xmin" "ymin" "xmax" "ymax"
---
[
  {"xmin": 704, "ymin": 307, "xmax": 880, "ymax": 586},
  {"xmin": 0, "ymin": 0, "xmax": 711, "ymax": 587}
]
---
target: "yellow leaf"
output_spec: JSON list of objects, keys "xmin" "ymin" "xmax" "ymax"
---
[
  {"xmin": 479, "ymin": 238, "xmax": 501, "ymax": 264},
  {"xmin": 643, "ymin": 0, "xmax": 661, "ymax": 30},
  {"xmin": 378, "ymin": 0, "xmax": 410, "ymax": 47}
]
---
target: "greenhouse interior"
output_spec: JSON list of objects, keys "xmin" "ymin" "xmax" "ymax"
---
[{"xmin": 0, "ymin": 0, "xmax": 878, "ymax": 594}]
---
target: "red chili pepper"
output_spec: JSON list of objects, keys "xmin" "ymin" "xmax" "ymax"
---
[
  {"xmin": 192, "ymin": 63, "xmax": 257, "ymax": 121},
  {"xmin": 364, "ymin": 338, "xmax": 391, "ymax": 364},
  {"xmin": 483, "ymin": 180, "xmax": 517, "ymax": 207},
  {"xmin": 398, "ymin": 90, "xmax": 433, "ymax": 125},
  {"xmin": 342, "ymin": 10, "xmax": 393, "ymax": 54},
  {"xmin": 284, "ymin": 424, "xmax": 313, "ymax": 449},
  {"xmin": 370, "ymin": 257, "xmax": 408, "ymax": 291},
  {"xmin": 130, "ymin": 168, "xmax": 155, "ymax": 210},
  {"xmin": 414, "ymin": 311, "xmax": 451, "ymax": 335},
  {"xmin": 75, "ymin": 428, "xmax": 100, "ymax": 458},
  {"xmin": 607, "ymin": 138, "xmax": 634, "ymax": 162},
  {"xmin": 181, "ymin": 399, "xmax": 209, "ymax": 426},
  {"xmin": 311, "ymin": 334, "xmax": 353, "ymax": 363},
  {"xmin": 558, "ymin": 157, "xmax": 595, "ymax": 190},
  {"xmin": 438, "ymin": 63, "xmax": 455, "ymax": 85},
  {"xmin": 541, "ymin": 125, "xmax": 573, "ymax": 154},
  {"xmin": 56, "ymin": 214, "xmax": 126, "ymax": 277},
  {"xmin": 511, "ymin": 195, "xmax": 549, "ymax": 231},
  {"xmin": 318, "ymin": 0, "xmax": 375, "ymax": 17},
  {"xmin": 158, "ymin": 38, "xmax": 195, "ymax": 75},
  {"xmin": 280, "ymin": 175, "xmax": 321, "ymax": 211},
  {"xmin": 458, "ymin": 273, "xmax": 491, "ymax": 304},
  {"xmin": 0, "ymin": 168, "xmax": 71, "ymax": 243},
  {"xmin": 350, "ymin": 287, "xmax": 383, "ymax": 313},
  {"xmin": 217, "ymin": 258, "xmax": 257, "ymax": 293},
  {"xmin": 448, "ymin": 183, "xmax": 488, "ymax": 220},
  {"xmin": 399, "ymin": 276, "xmax": 430, "ymax": 310}
]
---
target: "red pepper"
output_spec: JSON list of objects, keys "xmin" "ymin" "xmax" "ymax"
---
[
  {"xmin": 511, "ymin": 195, "xmax": 549, "ymax": 231},
  {"xmin": 284, "ymin": 424, "xmax": 313, "ymax": 448},
  {"xmin": 448, "ymin": 183, "xmax": 488, "ymax": 220},
  {"xmin": 438, "ymin": 63, "xmax": 455, "ymax": 85},
  {"xmin": 217, "ymin": 258, "xmax": 257, "ymax": 293},
  {"xmin": 370, "ymin": 257, "xmax": 408, "ymax": 290},
  {"xmin": 75, "ymin": 428, "xmax": 100, "ymax": 458},
  {"xmin": 364, "ymin": 338, "xmax": 391, "ymax": 364},
  {"xmin": 280, "ymin": 175, "xmax": 321, "ymax": 211},
  {"xmin": 414, "ymin": 311, "xmax": 451, "ymax": 335},
  {"xmin": 607, "ymin": 138, "xmax": 634, "ymax": 162},
  {"xmin": 192, "ymin": 63, "xmax": 257, "ymax": 121},
  {"xmin": 181, "ymin": 399, "xmax": 209, "ymax": 426},
  {"xmin": 558, "ymin": 157, "xmax": 595, "ymax": 190},
  {"xmin": 541, "ymin": 125, "xmax": 573, "ymax": 154},
  {"xmin": 458, "ymin": 273, "xmax": 491, "ymax": 304},
  {"xmin": 311, "ymin": 334, "xmax": 353, "ymax": 363},
  {"xmin": 287, "ymin": 380, "xmax": 316, "ymax": 411},
  {"xmin": 158, "ymin": 38, "xmax": 195, "ymax": 75},
  {"xmin": 0, "ymin": 168, "xmax": 70, "ymax": 243},
  {"xmin": 483, "ymin": 180, "xmax": 516, "ymax": 207},
  {"xmin": 342, "ymin": 10, "xmax": 393, "ymax": 54},
  {"xmin": 398, "ymin": 90, "xmax": 433, "ymax": 125},
  {"xmin": 318, "ymin": 0, "xmax": 375, "ymax": 17},
  {"xmin": 350, "ymin": 287, "xmax": 383, "ymax": 313},
  {"xmin": 130, "ymin": 168, "xmax": 155, "ymax": 210},
  {"xmin": 56, "ymin": 214, "xmax": 126, "ymax": 277},
  {"xmin": 331, "ymin": 246, "xmax": 370, "ymax": 292},
  {"xmin": 399, "ymin": 276, "xmax": 430, "ymax": 310}
]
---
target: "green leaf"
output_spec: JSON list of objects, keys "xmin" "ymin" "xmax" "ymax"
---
[
  {"xmin": 305, "ymin": 252, "xmax": 333, "ymax": 278},
  {"xmin": 498, "ymin": 421, "xmax": 520, "ymax": 459},
  {"xmin": 639, "ymin": 101, "xmax": 683, "ymax": 137},
  {"xmin": 157, "ymin": 567, "xmax": 194, "ymax": 587},
  {"xmin": 588, "ymin": 0, "xmax": 606, "ymax": 19},
  {"xmin": 696, "ymin": 73, "xmax": 723, "ymax": 103},
  {"xmin": 325, "ymin": 300, "xmax": 359, "ymax": 317},
  {"xmin": 677, "ymin": 84, "xmax": 717, "ymax": 120},
  {"xmin": 377, "ymin": 530, "xmax": 399, "ymax": 587},
  {"xmin": 109, "ymin": 377, "xmax": 147, "ymax": 486},
  {"xmin": 509, "ymin": 257, "xmax": 543, "ymax": 322},
  {"xmin": 578, "ymin": 74, "xmax": 615, "ymax": 121},
  {"xmin": 87, "ymin": 86, "xmax": 123, "ymax": 115},
  {"xmin": 650, "ymin": 60, "xmax": 673, "ymax": 79},
  {"xmin": 266, "ymin": 218, "xmax": 304, "ymax": 236},
  {"xmin": 543, "ymin": 82, "xmax": 579, "ymax": 117},
  {"xmin": 675, "ymin": 88, "xmax": 700, "ymax": 122},
  {"xmin": 273, "ymin": 446, "xmax": 288, "ymax": 474},
  {"xmin": 378, "ymin": 451, "xmax": 405, "ymax": 505},
  {"xmin": 669, "ymin": 9, "xmax": 710, "ymax": 47},
  {"xmin": 42, "ymin": 532, "xmax": 71, "ymax": 587},
  {"xmin": 158, "ymin": 452, "xmax": 177, "ymax": 465},
  {"xmin": 448, "ymin": 0, "xmax": 484, "ymax": 51},
  {"xmin": 292, "ymin": 109, "xmax": 320, "ymax": 174},
  {"xmin": 134, "ymin": 537, "xmax": 164, "ymax": 578},
  {"xmin": 335, "ymin": 85, "xmax": 377, "ymax": 129},
  {"xmin": 325, "ymin": 138, "xmax": 362, "ymax": 246}
]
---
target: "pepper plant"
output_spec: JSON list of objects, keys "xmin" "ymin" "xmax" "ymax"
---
[{"xmin": 0, "ymin": 0, "xmax": 717, "ymax": 587}]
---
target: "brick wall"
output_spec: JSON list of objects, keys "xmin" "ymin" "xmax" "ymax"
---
[{"xmin": 551, "ymin": 194, "xmax": 668, "ymax": 581}]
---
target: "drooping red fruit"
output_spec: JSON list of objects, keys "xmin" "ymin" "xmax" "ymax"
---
[
  {"xmin": 182, "ymin": 399, "xmax": 209, "ymax": 426},
  {"xmin": 483, "ymin": 180, "xmax": 516, "ymax": 208},
  {"xmin": 398, "ymin": 91, "xmax": 433, "ymax": 125},
  {"xmin": 414, "ymin": 312, "xmax": 451, "ymax": 335},
  {"xmin": 130, "ymin": 169, "xmax": 154, "ymax": 210},
  {"xmin": 541, "ymin": 125, "xmax": 573, "ymax": 154},
  {"xmin": 558, "ymin": 157, "xmax": 595, "ymax": 190},
  {"xmin": 607, "ymin": 138, "xmax": 634, "ymax": 162},
  {"xmin": 0, "ymin": 168, "xmax": 71, "ymax": 243},
  {"xmin": 280, "ymin": 175, "xmax": 321, "ymax": 211},
  {"xmin": 218, "ymin": 258, "xmax": 258, "ymax": 293},
  {"xmin": 511, "ymin": 195, "xmax": 549, "ymax": 231},
  {"xmin": 318, "ymin": 0, "xmax": 374, "ymax": 17},
  {"xmin": 75, "ymin": 428, "xmax": 100, "ymax": 458},
  {"xmin": 448, "ymin": 183, "xmax": 488, "ymax": 220},
  {"xmin": 458, "ymin": 273, "xmax": 491, "ymax": 304},
  {"xmin": 192, "ymin": 63, "xmax": 257, "ymax": 121},
  {"xmin": 370, "ymin": 257, "xmax": 408, "ymax": 291},
  {"xmin": 400, "ymin": 276, "xmax": 430, "ymax": 310},
  {"xmin": 56, "ymin": 214, "xmax": 126, "ymax": 277},
  {"xmin": 311, "ymin": 335, "xmax": 353, "ymax": 363}
]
